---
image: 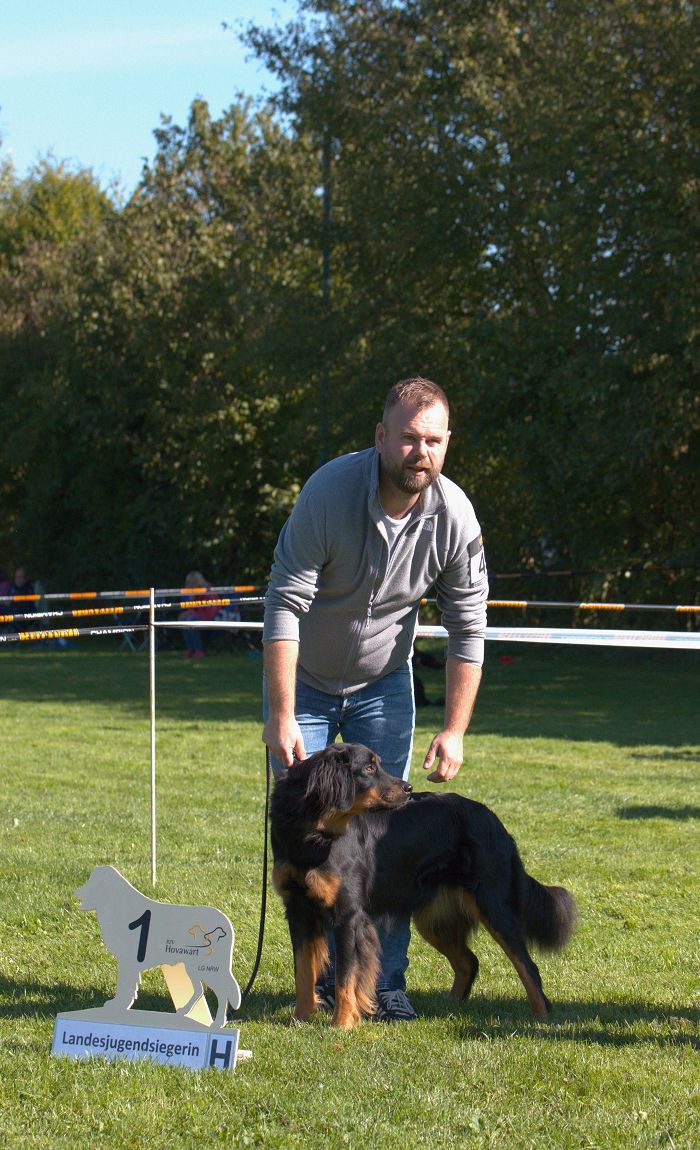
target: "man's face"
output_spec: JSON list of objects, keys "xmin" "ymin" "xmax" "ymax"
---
[{"xmin": 375, "ymin": 400, "xmax": 451, "ymax": 497}]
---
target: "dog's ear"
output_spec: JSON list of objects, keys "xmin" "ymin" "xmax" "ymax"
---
[{"xmin": 304, "ymin": 745, "xmax": 356, "ymax": 813}]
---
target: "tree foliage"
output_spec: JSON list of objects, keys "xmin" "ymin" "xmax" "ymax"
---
[
  {"xmin": 0, "ymin": 1, "xmax": 697, "ymax": 602},
  {"xmin": 246, "ymin": 0, "xmax": 699, "ymax": 599},
  {"xmin": 0, "ymin": 106, "xmax": 321, "ymax": 586}
]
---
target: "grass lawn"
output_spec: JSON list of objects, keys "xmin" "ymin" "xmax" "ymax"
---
[{"xmin": 0, "ymin": 640, "xmax": 698, "ymax": 1149}]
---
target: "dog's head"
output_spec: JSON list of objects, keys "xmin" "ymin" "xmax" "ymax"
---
[
  {"xmin": 74, "ymin": 865, "xmax": 122, "ymax": 910},
  {"xmin": 294, "ymin": 742, "xmax": 412, "ymax": 833}
]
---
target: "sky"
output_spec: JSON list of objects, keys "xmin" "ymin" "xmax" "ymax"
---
[{"xmin": 0, "ymin": 1, "xmax": 296, "ymax": 195}]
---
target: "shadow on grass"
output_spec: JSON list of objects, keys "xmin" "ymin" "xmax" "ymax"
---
[
  {"xmin": 618, "ymin": 804, "xmax": 700, "ymax": 821},
  {"xmin": 2, "ymin": 645, "xmax": 699, "ymax": 746},
  {"xmin": 0, "ymin": 648, "xmax": 264, "ymax": 726},
  {"xmin": 2, "ymin": 976, "xmax": 698, "ymax": 1051},
  {"xmin": 629, "ymin": 749, "xmax": 699, "ymax": 763},
  {"xmin": 0, "ymin": 973, "xmax": 289, "ymax": 1024},
  {"xmin": 431, "ymin": 994, "xmax": 700, "ymax": 1050},
  {"xmin": 420, "ymin": 644, "xmax": 700, "ymax": 747}
]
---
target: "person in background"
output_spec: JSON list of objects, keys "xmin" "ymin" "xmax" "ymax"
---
[
  {"xmin": 11, "ymin": 566, "xmax": 34, "ymax": 599},
  {"xmin": 10, "ymin": 566, "xmax": 36, "ymax": 623},
  {"xmin": 180, "ymin": 571, "xmax": 220, "ymax": 659},
  {"xmin": 0, "ymin": 567, "xmax": 12, "ymax": 635}
]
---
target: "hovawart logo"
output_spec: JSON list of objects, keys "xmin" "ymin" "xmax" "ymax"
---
[
  {"xmin": 164, "ymin": 924, "xmax": 228, "ymax": 958},
  {"xmin": 52, "ymin": 866, "xmax": 247, "ymax": 1071}
]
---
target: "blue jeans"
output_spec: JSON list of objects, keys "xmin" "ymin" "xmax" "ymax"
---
[
  {"xmin": 263, "ymin": 662, "xmax": 415, "ymax": 990},
  {"xmin": 184, "ymin": 626, "xmax": 203, "ymax": 653}
]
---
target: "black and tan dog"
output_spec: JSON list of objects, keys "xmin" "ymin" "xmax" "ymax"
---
[{"xmin": 271, "ymin": 742, "xmax": 576, "ymax": 1030}]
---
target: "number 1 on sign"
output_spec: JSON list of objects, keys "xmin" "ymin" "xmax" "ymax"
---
[{"xmin": 128, "ymin": 908, "xmax": 152, "ymax": 962}]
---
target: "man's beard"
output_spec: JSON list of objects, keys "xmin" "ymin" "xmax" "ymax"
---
[{"xmin": 383, "ymin": 459, "xmax": 441, "ymax": 494}]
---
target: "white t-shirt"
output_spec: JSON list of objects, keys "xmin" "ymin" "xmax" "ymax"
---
[{"xmin": 380, "ymin": 508, "xmax": 413, "ymax": 554}]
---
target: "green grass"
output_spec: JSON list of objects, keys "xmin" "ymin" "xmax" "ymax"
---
[{"xmin": 1, "ymin": 642, "xmax": 698, "ymax": 1149}]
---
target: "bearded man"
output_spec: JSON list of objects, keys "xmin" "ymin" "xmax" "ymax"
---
[{"xmin": 262, "ymin": 376, "xmax": 488, "ymax": 1021}]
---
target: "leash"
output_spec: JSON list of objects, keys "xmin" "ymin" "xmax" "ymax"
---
[{"xmin": 234, "ymin": 745, "xmax": 271, "ymax": 1011}]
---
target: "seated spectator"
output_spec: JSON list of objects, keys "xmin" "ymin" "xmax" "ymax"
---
[
  {"xmin": 10, "ymin": 566, "xmax": 36, "ymax": 622},
  {"xmin": 0, "ymin": 567, "xmax": 11, "ymax": 634},
  {"xmin": 180, "ymin": 571, "xmax": 219, "ymax": 659}
]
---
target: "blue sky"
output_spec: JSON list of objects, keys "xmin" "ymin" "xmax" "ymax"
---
[{"xmin": 0, "ymin": 1, "xmax": 295, "ymax": 195}]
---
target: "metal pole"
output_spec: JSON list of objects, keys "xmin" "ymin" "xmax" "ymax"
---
[{"xmin": 149, "ymin": 587, "xmax": 157, "ymax": 886}]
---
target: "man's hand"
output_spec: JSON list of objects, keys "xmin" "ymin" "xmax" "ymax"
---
[
  {"xmin": 262, "ymin": 715, "xmax": 306, "ymax": 769},
  {"xmin": 262, "ymin": 640, "xmax": 305, "ymax": 768},
  {"xmin": 421, "ymin": 658, "xmax": 481, "ymax": 782},
  {"xmin": 422, "ymin": 730, "xmax": 464, "ymax": 783}
]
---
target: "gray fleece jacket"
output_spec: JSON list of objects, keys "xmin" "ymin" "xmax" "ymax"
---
[{"xmin": 263, "ymin": 448, "xmax": 488, "ymax": 695}]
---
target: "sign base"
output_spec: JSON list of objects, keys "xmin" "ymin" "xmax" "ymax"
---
[{"xmin": 53, "ymin": 1009, "xmax": 247, "ymax": 1072}]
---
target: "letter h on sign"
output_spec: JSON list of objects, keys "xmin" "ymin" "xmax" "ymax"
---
[{"xmin": 207, "ymin": 1036, "xmax": 236, "ymax": 1070}]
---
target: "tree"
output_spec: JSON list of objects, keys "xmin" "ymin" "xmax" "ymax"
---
[
  {"xmin": 2, "ymin": 4, "xmax": 697, "ymax": 601},
  {"xmin": 245, "ymin": 0, "xmax": 699, "ymax": 600},
  {"xmin": 0, "ymin": 160, "xmax": 115, "ymax": 584},
  {"xmin": 0, "ymin": 104, "xmax": 323, "ymax": 588}
]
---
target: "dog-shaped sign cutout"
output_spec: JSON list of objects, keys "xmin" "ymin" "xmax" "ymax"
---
[{"xmin": 75, "ymin": 866, "xmax": 241, "ymax": 1028}]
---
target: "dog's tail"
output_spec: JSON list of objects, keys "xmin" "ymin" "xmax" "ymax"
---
[{"xmin": 522, "ymin": 872, "xmax": 577, "ymax": 952}]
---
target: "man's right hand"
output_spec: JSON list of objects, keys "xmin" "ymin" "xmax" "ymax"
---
[{"xmin": 262, "ymin": 715, "xmax": 306, "ymax": 768}]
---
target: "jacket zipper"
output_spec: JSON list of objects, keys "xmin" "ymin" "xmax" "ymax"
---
[{"xmin": 365, "ymin": 514, "xmax": 425, "ymax": 627}]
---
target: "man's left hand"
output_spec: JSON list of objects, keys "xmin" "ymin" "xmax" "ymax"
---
[{"xmin": 422, "ymin": 731, "xmax": 464, "ymax": 782}]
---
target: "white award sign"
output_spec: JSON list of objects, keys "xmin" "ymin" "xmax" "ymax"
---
[{"xmin": 52, "ymin": 866, "xmax": 249, "ymax": 1071}]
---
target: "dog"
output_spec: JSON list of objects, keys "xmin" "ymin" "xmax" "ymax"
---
[
  {"xmin": 75, "ymin": 866, "xmax": 241, "ymax": 1027},
  {"xmin": 271, "ymin": 743, "xmax": 576, "ymax": 1030}
]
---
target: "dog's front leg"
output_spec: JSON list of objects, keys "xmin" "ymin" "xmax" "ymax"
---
[
  {"xmin": 292, "ymin": 934, "xmax": 329, "ymax": 1021},
  {"xmin": 105, "ymin": 962, "xmax": 140, "ymax": 1011},
  {"xmin": 332, "ymin": 918, "xmax": 364, "ymax": 1031},
  {"xmin": 293, "ymin": 940, "xmax": 318, "ymax": 1021}
]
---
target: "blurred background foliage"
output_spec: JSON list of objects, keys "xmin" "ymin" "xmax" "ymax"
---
[{"xmin": 0, "ymin": 0, "xmax": 697, "ymax": 604}]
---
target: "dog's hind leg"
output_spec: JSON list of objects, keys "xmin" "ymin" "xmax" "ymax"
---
[
  {"xmin": 466, "ymin": 891, "xmax": 551, "ymax": 1016},
  {"xmin": 413, "ymin": 889, "xmax": 480, "ymax": 1001},
  {"xmin": 176, "ymin": 981, "xmax": 205, "ymax": 1018}
]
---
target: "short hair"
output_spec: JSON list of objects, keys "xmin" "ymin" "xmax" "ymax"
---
[{"xmin": 382, "ymin": 377, "xmax": 449, "ymax": 423}]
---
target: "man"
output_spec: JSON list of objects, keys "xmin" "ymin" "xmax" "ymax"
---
[{"xmin": 262, "ymin": 376, "xmax": 488, "ymax": 1021}]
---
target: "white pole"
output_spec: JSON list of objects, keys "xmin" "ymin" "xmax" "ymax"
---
[{"xmin": 149, "ymin": 587, "xmax": 157, "ymax": 886}]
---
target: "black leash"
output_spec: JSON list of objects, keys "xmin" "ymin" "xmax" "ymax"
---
[{"xmin": 234, "ymin": 746, "xmax": 271, "ymax": 1011}]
